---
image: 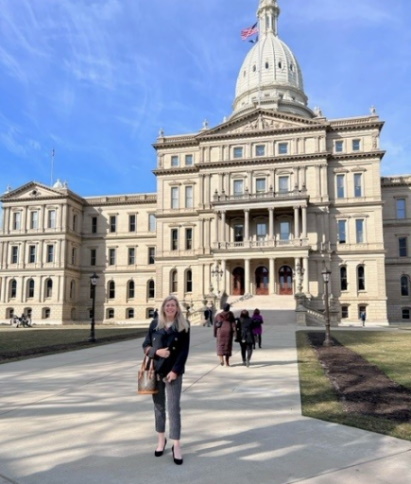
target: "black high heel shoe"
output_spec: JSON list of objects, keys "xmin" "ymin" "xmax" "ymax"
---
[
  {"xmin": 172, "ymin": 445, "xmax": 183, "ymax": 465},
  {"xmin": 154, "ymin": 438, "xmax": 167, "ymax": 457}
]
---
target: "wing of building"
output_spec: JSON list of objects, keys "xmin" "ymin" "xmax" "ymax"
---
[{"xmin": 0, "ymin": 0, "xmax": 410, "ymax": 326}]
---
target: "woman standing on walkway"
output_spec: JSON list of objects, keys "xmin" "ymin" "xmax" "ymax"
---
[
  {"xmin": 236, "ymin": 309, "xmax": 255, "ymax": 367},
  {"xmin": 251, "ymin": 308, "xmax": 264, "ymax": 349},
  {"xmin": 142, "ymin": 295, "xmax": 190, "ymax": 465},
  {"xmin": 214, "ymin": 303, "xmax": 236, "ymax": 366}
]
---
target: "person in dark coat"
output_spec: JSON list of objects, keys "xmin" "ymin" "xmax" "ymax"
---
[
  {"xmin": 251, "ymin": 308, "xmax": 264, "ymax": 348},
  {"xmin": 142, "ymin": 295, "xmax": 190, "ymax": 465},
  {"xmin": 236, "ymin": 309, "xmax": 255, "ymax": 367},
  {"xmin": 214, "ymin": 303, "xmax": 236, "ymax": 366}
]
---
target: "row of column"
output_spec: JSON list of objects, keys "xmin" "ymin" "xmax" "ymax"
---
[
  {"xmin": 206, "ymin": 256, "xmax": 309, "ymax": 295},
  {"xmin": 2, "ymin": 204, "xmax": 68, "ymax": 234},
  {"xmin": 0, "ymin": 274, "xmax": 64, "ymax": 304},
  {"xmin": 0, "ymin": 239, "xmax": 68, "ymax": 270},
  {"xmin": 215, "ymin": 206, "xmax": 308, "ymax": 242}
]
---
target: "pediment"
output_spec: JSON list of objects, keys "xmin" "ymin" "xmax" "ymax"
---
[
  {"xmin": 200, "ymin": 109, "xmax": 326, "ymax": 138},
  {"xmin": 1, "ymin": 182, "xmax": 67, "ymax": 201}
]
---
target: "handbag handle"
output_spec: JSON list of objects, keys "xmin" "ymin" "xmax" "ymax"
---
[{"xmin": 139, "ymin": 355, "xmax": 156, "ymax": 378}]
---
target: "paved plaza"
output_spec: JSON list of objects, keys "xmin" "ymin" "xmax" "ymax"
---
[{"xmin": 0, "ymin": 310, "xmax": 411, "ymax": 484}]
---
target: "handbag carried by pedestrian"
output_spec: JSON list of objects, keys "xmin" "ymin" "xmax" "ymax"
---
[{"xmin": 137, "ymin": 355, "xmax": 159, "ymax": 394}]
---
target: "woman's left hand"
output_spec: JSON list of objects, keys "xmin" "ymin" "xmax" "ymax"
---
[{"xmin": 165, "ymin": 371, "xmax": 178, "ymax": 383}]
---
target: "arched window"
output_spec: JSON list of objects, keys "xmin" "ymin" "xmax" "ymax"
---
[
  {"xmin": 171, "ymin": 270, "xmax": 178, "ymax": 293},
  {"xmin": 10, "ymin": 279, "xmax": 17, "ymax": 299},
  {"xmin": 42, "ymin": 307, "xmax": 51, "ymax": 319},
  {"xmin": 401, "ymin": 275, "xmax": 410, "ymax": 296},
  {"xmin": 128, "ymin": 280, "xmax": 135, "ymax": 299},
  {"xmin": 340, "ymin": 266, "xmax": 348, "ymax": 291},
  {"xmin": 148, "ymin": 280, "xmax": 155, "ymax": 299},
  {"xmin": 45, "ymin": 278, "xmax": 53, "ymax": 298},
  {"xmin": 28, "ymin": 279, "xmax": 35, "ymax": 298},
  {"xmin": 185, "ymin": 269, "xmax": 193, "ymax": 293},
  {"xmin": 108, "ymin": 281, "xmax": 115, "ymax": 299},
  {"xmin": 106, "ymin": 308, "xmax": 115, "ymax": 319},
  {"xmin": 126, "ymin": 308, "xmax": 134, "ymax": 319},
  {"xmin": 357, "ymin": 265, "xmax": 365, "ymax": 291}
]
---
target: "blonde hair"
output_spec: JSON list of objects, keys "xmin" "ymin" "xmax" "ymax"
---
[{"xmin": 157, "ymin": 295, "xmax": 189, "ymax": 332}]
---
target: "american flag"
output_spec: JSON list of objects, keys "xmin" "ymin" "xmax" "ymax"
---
[{"xmin": 241, "ymin": 22, "xmax": 258, "ymax": 40}]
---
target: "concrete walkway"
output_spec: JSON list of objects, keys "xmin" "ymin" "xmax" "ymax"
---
[{"xmin": 0, "ymin": 310, "xmax": 410, "ymax": 484}]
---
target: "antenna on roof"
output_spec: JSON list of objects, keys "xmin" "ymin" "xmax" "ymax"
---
[{"xmin": 50, "ymin": 148, "xmax": 55, "ymax": 186}]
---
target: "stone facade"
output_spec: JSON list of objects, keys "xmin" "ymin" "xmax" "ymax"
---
[{"xmin": 0, "ymin": 0, "xmax": 410, "ymax": 325}]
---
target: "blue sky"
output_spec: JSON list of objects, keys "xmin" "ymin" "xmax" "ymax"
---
[{"xmin": 1, "ymin": 0, "xmax": 410, "ymax": 200}]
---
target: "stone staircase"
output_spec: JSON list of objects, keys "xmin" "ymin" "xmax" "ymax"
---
[{"xmin": 228, "ymin": 294, "xmax": 296, "ymax": 311}]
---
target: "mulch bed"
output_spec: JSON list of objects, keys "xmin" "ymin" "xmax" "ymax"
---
[{"xmin": 307, "ymin": 332, "xmax": 411, "ymax": 423}]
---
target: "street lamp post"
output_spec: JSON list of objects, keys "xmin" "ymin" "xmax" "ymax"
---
[
  {"xmin": 322, "ymin": 268, "xmax": 333, "ymax": 346},
  {"xmin": 89, "ymin": 272, "xmax": 99, "ymax": 343},
  {"xmin": 211, "ymin": 264, "xmax": 223, "ymax": 295}
]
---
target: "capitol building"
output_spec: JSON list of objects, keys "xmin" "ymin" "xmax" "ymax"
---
[{"xmin": 0, "ymin": 0, "xmax": 410, "ymax": 326}]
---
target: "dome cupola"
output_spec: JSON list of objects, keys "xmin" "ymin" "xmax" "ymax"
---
[{"xmin": 233, "ymin": 0, "xmax": 313, "ymax": 118}]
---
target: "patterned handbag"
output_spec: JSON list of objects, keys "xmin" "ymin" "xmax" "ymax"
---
[{"xmin": 137, "ymin": 356, "xmax": 159, "ymax": 394}]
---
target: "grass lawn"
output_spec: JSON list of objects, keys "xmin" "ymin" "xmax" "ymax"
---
[
  {"xmin": 297, "ymin": 329, "xmax": 411, "ymax": 441},
  {"xmin": 0, "ymin": 325, "xmax": 147, "ymax": 363}
]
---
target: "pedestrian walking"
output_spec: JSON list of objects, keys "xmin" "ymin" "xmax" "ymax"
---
[
  {"xmin": 236, "ymin": 309, "xmax": 255, "ymax": 367},
  {"xmin": 214, "ymin": 303, "xmax": 236, "ymax": 366},
  {"xmin": 251, "ymin": 308, "xmax": 264, "ymax": 348},
  {"xmin": 142, "ymin": 295, "xmax": 190, "ymax": 465}
]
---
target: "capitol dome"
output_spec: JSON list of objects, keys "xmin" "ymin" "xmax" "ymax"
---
[{"xmin": 233, "ymin": 0, "xmax": 314, "ymax": 119}]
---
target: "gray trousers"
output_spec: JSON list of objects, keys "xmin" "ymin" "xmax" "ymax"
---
[{"xmin": 152, "ymin": 375, "xmax": 183, "ymax": 440}]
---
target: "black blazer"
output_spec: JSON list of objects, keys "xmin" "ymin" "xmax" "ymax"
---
[{"xmin": 142, "ymin": 319, "xmax": 190, "ymax": 377}]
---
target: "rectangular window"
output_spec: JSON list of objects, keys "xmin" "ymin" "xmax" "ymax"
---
[
  {"xmin": 256, "ymin": 178, "xmax": 266, "ymax": 193},
  {"xmin": 171, "ymin": 187, "xmax": 179, "ymax": 209},
  {"xmin": 338, "ymin": 220, "xmax": 346, "ymax": 244},
  {"xmin": 257, "ymin": 223, "xmax": 267, "ymax": 241},
  {"xmin": 355, "ymin": 219, "xmax": 364, "ymax": 243},
  {"xmin": 185, "ymin": 154, "xmax": 193, "ymax": 166},
  {"xmin": 171, "ymin": 155, "xmax": 179, "ymax": 167},
  {"xmin": 11, "ymin": 246, "xmax": 18, "ymax": 264},
  {"xmin": 278, "ymin": 142, "xmax": 288, "ymax": 155},
  {"xmin": 109, "ymin": 248, "xmax": 116, "ymax": 265},
  {"xmin": 396, "ymin": 199, "xmax": 406, "ymax": 219},
  {"xmin": 149, "ymin": 214, "xmax": 156, "ymax": 232},
  {"xmin": 109, "ymin": 215, "xmax": 116, "ymax": 233},
  {"xmin": 278, "ymin": 176, "xmax": 289, "ymax": 193},
  {"xmin": 148, "ymin": 247, "xmax": 155, "ymax": 264},
  {"xmin": 354, "ymin": 173, "xmax": 362, "ymax": 197},
  {"xmin": 90, "ymin": 248, "xmax": 97, "ymax": 266},
  {"xmin": 280, "ymin": 221, "xmax": 290, "ymax": 240},
  {"xmin": 399, "ymin": 237, "xmax": 408, "ymax": 257},
  {"xmin": 335, "ymin": 140, "xmax": 343, "ymax": 152},
  {"xmin": 255, "ymin": 145, "xmax": 265, "ymax": 157},
  {"xmin": 30, "ymin": 211, "xmax": 39, "ymax": 229},
  {"xmin": 234, "ymin": 224, "xmax": 244, "ymax": 242},
  {"xmin": 171, "ymin": 229, "xmax": 178, "ymax": 251},
  {"xmin": 29, "ymin": 245, "xmax": 36, "ymax": 263},
  {"xmin": 336, "ymin": 174, "xmax": 345, "ymax": 198},
  {"xmin": 48, "ymin": 210, "xmax": 56, "ymax": 229},
  {"xmin": 91, "ymin": 216, "xmax": 97, "ymax": 234},
  {"xmin": 185, "ymin": 186, "xmax": 193, "ymax": 208},
  {"xmin": 403, "ymin": 308, "xmax": 410, "ymax": 320},
  {"xmin": 129, "ymin": 214, "xmax": 136, "ymax": 232},
  {"xmin": 352, "ymin": 139, "xmax": 361, "ymax": 151},
  {"xmin": 128, "ymin": 247, "xmax": 135, "ymax": 265},
  {"xmin": 13, "ymin": 212, "xmax": 21, "ymax": 230},
  {"xmin": 71, "ymin": 247, "xmax": 76, "ymax": 265},
  {"xmin": 233, "ymin": 147, "xmax": 243, "ymax": 158},
  {"xmin": 233, "ymin": 179, "xmax": 244, "ymax": 196},
  {"xmin": 185, "ymin": 228, "xmax": 193, "ymax": 250},
  {"xmin": 72, "ymin": 214, "xmax": 77, "ymax": 231},
  {"xmin": 47, "ymin": 245, "xmax": 54, "ymax": 263},
  {"xmin": 341, "ymin": 305, "xmax": 349, "ymax": 318}
]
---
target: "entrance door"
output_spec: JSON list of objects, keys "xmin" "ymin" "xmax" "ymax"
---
[
  {"xmin": 232, "ymin": 267, "xmax": 245, "ymax": 296},
  {"xmin": 279, "ymin": 266, "xmax": 293, "ymax": 295},
  {"xmin": 255, "ymin": 266, "xmax": 269, "ymax": 295}
]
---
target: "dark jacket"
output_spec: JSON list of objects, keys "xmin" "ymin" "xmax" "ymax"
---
[
  {"xmin": 236, "ymin": 316, "xmax": 255, "ymax": 345},
  {"xmin": 142, "ymin": 319, "xmax": 190, "ymax": 377}
]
